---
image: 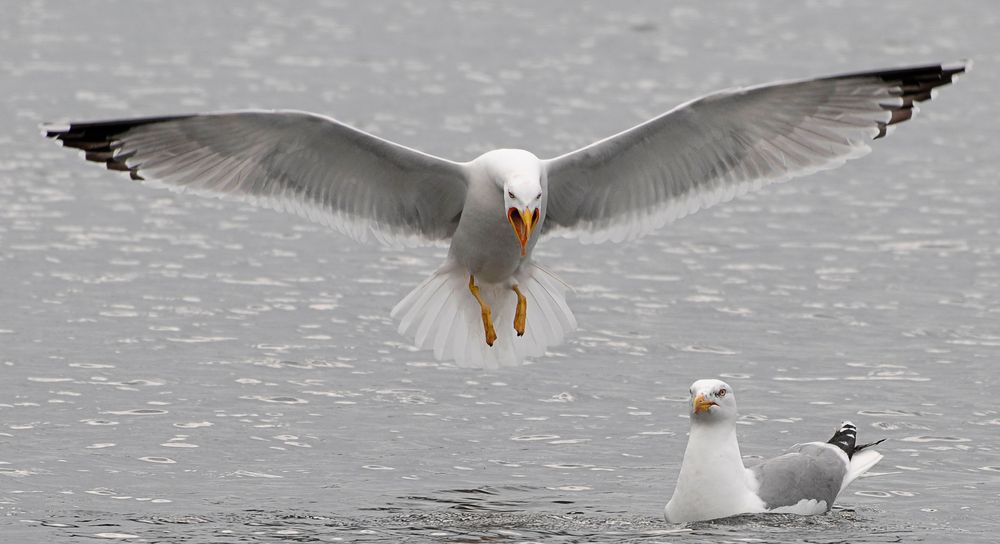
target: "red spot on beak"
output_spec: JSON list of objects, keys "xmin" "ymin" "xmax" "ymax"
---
[{"xmin": 508, "ymin": 207, "xmax": 537, "ymax": 256}]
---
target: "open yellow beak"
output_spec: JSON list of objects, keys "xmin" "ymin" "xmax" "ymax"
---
[
  {"xmin": 693, "ymin": 393, "xmax": 717, "ymax": 414},
  {"xmin": 508, "ymin": 207, "xmax": 539, "ymax": 256}
]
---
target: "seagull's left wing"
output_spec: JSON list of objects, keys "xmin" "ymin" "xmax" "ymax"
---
[
  {"xmin": 44, "ymin": 110, "xmax": 469, "ymax": 247},
  {"xmin": 543, "ymin": 61, "xmax": 967, "ymax": 243}
]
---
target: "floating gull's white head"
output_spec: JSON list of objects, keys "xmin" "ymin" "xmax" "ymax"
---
[
  {"xmin": 482, "ymin": 149, "xmax": 543, "ymax": 256},
  {"xmin": 688, "ymin": 378, "xmax": 738, "ymax": 423}
]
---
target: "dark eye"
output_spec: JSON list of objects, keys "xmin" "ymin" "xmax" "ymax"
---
[
  {"xmin": 717, "ymin": 388, "xmax": 727, "ymax": 398},
  {"xmin": 536, "ymin": 192, "xmax": 542, "ymax": 199},
  {"xmin": 508, "ymin": 190, "xmax": 515, "ymax": 199}
]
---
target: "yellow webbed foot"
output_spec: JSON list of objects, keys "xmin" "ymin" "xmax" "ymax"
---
[
  {"xmin": 512, "ymin": 285, "xmax": 527, "ymax": 337},
  {"xmin": 469, "ymin": 275, "xmax": 497, "ymax": 346}
]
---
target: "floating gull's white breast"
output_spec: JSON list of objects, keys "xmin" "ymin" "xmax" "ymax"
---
[
  {"xmin": 42, "ymin": 61, "xmax": 967, "ymax": 368},
  {"xmin": 664, "ymin": 379, "xmax": 886, "ymax": 523}
]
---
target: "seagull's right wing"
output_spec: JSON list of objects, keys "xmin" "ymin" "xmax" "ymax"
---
[
  {"xmin": 543, "ymin": 61, "xmax": 968, "ymax": 244},
  {"xmin": 748, "ymin": 443, "xmax": 848, "ymax": 512},
  {"xmin": 44, "ymin": 110, "xmax": 469, "ymax": 246}
]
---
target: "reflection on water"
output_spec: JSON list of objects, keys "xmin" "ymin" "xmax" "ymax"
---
[
  {"xmin": 9, "ymin": 501, "xmax": 926, "ymax": 543},
  {"xmin": 2, "ymin": 0, "xmax": 999, "ymax": 543}
]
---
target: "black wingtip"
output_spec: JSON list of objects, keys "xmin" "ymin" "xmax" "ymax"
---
[
  {"xmin": 841, "ymin": 60, "xmax": 968, "ymax": 141},
  {"xmin": 827, "ymin": 421, "xmax": 858, "ymax": 458},
  {"xmin": 828, "ymin": 421, "xmax": 885, "ymax": 459},
  {"xmin": 866, "ymin": 60, "xmax": 967, "ymax": 86},
  {"xmin": 41, "ymin": 114, "xmax": 194, "ymax": 178},
  {"xmin": 853, "ymin": 438, "xmax": 887, "ymax": 454}
]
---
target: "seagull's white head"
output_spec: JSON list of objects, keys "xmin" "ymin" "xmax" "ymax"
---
[
  {"xmin": 504, "ymin": 176, "xmax": 542, "ymax": 256},
  {"xmin": 688, "ymin": 379, "xmax": 738, "ymax": 423},
  {"xmin": 481, "ymin": 149, "xmax": 543, "ymax": 256}
]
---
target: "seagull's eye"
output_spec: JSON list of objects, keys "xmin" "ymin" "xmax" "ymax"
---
[
  {"xmin": 717, "ymin": 388, "xmax": 727, "ymax": 398},
  {"xmin": 536, "ymin": 192, "xmax": 542, "ymax": 200},
  {"xmin": 508, "ymin": 190, "xmax": 516, "ymax": 199}
]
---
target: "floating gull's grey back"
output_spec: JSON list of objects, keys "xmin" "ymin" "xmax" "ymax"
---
[
  {"xmin": 749, "ymin": 444, "xmax": 845, "ymax": 511},
  {"xmin": 750, "ymin": 421, "xmax": 888, "ymax": 511},
  {"xmin": 750, "ymin": 422, "xmax": 868, "ymax": 510}
]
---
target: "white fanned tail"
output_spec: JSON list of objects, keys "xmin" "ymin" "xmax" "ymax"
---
[
  {"xmin": 841, "ymin": 449, "xmax": 883, "ymax": 493},
  {"xmin": 391, "ymin": 260, "xmax": 576, "ymax": 368}
]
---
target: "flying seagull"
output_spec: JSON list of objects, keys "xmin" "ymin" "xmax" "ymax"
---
[
  {"xmin": 43, "ymin": 60, "xmax": 967, "ymax": 368},
  {"xmin": 664, "ymin": 379, "xmax": 886, "ymax": 523}
]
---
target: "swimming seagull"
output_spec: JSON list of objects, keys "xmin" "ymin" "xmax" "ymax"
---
[
  {"xmin": 42, "ymin": 61, "xmax": 967, "ymax": 368},
  {"xmin": 664, "ymin": 379, "xmax": 886, "ymax": 523}
]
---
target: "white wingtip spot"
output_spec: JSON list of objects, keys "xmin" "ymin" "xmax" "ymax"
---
[
  {"xmin": 942, "ymin": 59, "xmax": 970, "ymax": 73},
  {"xmin": 40, "ymin": 122, "xmax": 70, "ymax": 136}
]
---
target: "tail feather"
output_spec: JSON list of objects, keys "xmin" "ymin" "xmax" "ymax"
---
[
  {"xmin": 432, "ymin": 289, "xmax": 459, "ymax": 359},
  {"xmin": 391, "ymin": 260, "xmax": 576, "ymax": 368},
  {"xmin": 827, "ymin": 421, "xmax": 886, "ymax": 493},
  {"xmin": 414, "ymin": 277, "xmax": 453, "ymax": 346},
  {"xmin": 395, "ymin": 272, "xmax": 445, "ymax": 333},
  {"xmin": 534, "ymin": 266, "xmax": 577, "ymax": 332},
  {"xmin": 525, "ymin": 280, "xmax": 559, "ymax": 341},
  {"xmin": 841, "ymin": 449, "xmax": 884, "ymax": 493}
]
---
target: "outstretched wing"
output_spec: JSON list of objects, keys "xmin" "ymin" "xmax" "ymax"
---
[
  {"xmin": 543, "ymin": 61, "xmax": 968, "ymax": 243},
  {"xmin": 44, "ymin": 110, "xmax": 469, "ymax": 246}
]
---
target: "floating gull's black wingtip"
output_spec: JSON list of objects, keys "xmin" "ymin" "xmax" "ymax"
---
[
  {"xmin": 828, "ymin": 421, "xmax": 859, "ymax": 458},
  {"xmin": 828, "ymin": 421, "xmax": 885, "ymax": 459},
  {"xmin": 853, "ymin": 438, "xmax": 887, "ymax": 455}
]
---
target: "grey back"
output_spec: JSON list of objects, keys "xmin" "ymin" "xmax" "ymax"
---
[{"xmin": 748, "ymin": 443, "xmax": 847, "ymax": 510}]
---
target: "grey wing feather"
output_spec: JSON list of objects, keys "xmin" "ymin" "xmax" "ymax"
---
[
  {"xmin": 44, "ymin": 110, "xmax": 469, "ymax": 247},
  {"xmin": 543, "ymin": 61, "xmax": 967, "ymax": 243},
  {"xmin": 749, "ymin": 443, "xmax": 847, "ymax": 510}
]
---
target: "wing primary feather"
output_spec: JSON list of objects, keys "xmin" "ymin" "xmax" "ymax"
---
[
  {"xmin": 44, "ymin": 111, "xmax": 469, "ymax": 247},
  {"xmin": 544, "ymin": 61, "xmax": 965, "ymax": 242}
]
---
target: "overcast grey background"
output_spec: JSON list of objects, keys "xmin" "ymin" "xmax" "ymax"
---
[{"xmin": 1, "ymin": 1, "xmax": 998, "ymax": 542}]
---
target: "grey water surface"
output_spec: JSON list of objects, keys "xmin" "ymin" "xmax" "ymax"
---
[{"xmin": 2, "ymin": 1, "xmax": 998, "ymax": 542}]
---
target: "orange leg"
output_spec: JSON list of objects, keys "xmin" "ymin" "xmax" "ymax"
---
[
  {"xmin": 512, "ymin": 285, "xmax": 527, "ymax": 336},
  {"xmin": 468, "ymin": 275, "xmax": 497, "ymax": 347}
]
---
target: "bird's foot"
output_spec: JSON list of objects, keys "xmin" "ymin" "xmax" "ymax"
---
[
  {"xmin": 484, "ymin": 321, "xmax": 497, "ymax": 346},
  {"xmin": 469, "ymin": 275, "xmax": 497, "ymax": 346},
  {"xmin": 512, "ymin": 285, "xmax": 527, "ymax": 336}
]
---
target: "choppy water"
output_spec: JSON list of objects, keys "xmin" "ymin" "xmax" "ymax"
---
[{"xmin": 2, "ymin": 1, "xmax": 999, "ymax": 542}]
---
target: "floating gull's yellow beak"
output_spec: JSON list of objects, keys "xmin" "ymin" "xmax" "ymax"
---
[
  {"xmin": 693, "ymin": 393, "xmax": 717, "ymax": 414},
  {"xmin": 508, "ymin": 207, "xmax": 538, "ymax": 256}
]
